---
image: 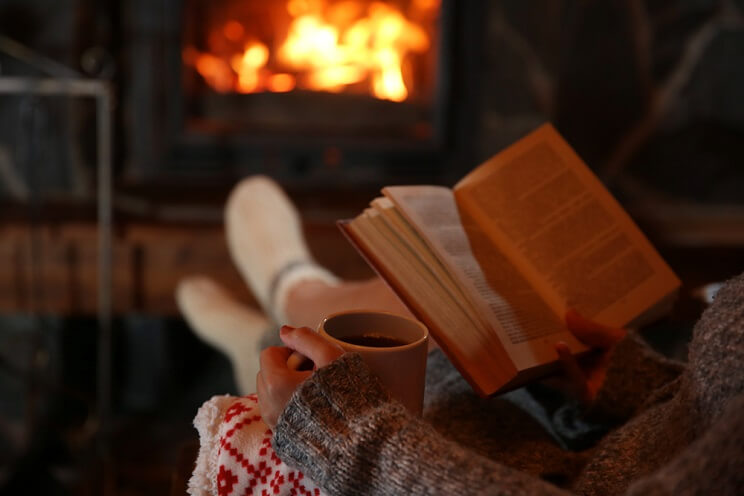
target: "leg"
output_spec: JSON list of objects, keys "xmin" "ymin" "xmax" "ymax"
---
[
  {"xmin": 178, "ymin": 175, "xmax": 433, "ymax": 395},
  {"xmin": 176, "ymin": 276, "xmax": 273, "ymax": 394},
  {"xmin": 225, "ymin": 175, "xmax": 411, "ymax": 326}
]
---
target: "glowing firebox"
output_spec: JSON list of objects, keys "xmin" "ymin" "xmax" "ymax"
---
[{"xmin": 183, "ymin": 0, "xmax": 440, "ymax": 102}]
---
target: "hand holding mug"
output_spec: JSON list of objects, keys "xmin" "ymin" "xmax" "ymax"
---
[
  {"xmin": 257, "ymin": 311, "xmax": 429, "ymax": 428},
  {"xmin": 256, "ymin": 325, "xmax": 344, "ymax": 429}
]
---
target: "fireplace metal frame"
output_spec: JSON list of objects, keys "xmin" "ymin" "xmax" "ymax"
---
[{"xmin": 0, "ymin": 74, "xmax": 114, "ymax": 465}]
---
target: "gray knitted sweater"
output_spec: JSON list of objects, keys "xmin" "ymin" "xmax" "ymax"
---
[{"xmin": 272, "ymin": 273, "xmax": 744, "ymax": 495}]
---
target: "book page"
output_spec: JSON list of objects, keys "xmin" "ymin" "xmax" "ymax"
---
[
  {"xmin": 370, "ymin": 198, "xmax": 483, "ymax": 325},
  {"xmin": 383, "ymin": 186, "xmax": 584, "ymax": 369},
  {"xmin": 346, "ymin": 209, "xmax": 514, "ymax": 394},
  {"xmin": 370, "ymin": 197, "xmax": 488, "ymax": 334},
  {"xmin": 455, "ymin": 124, "xmax": 680, "ymax": 328}
]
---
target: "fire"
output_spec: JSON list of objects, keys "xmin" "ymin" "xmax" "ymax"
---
[
  {"xmin": 185, "ymin": 0, "xmax": 438, "ymax": 102},
  {"xmin": 233, "ymin": 42, "xmax": 269, "ymax": 93}
]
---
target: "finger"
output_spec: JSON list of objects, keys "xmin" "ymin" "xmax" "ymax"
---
[
  {"xmin": 256, "ymin": 370, "xmax": 264, "ymax": 398},
  {"xmin": 555, "ymin": 341, "xmax": 590, "ymax": 404},
  {"xmin": 565, "ymin": 309, "xmax": 626, "ymax": 349},
  {"xmin": 286, "ymin": 351, "xmax": 314, "ymax": 371},
  {"xmin": 256, "ymin": 362, "xmax": 311, "ymax": 430},
  {"xmin": 255, "ymin": 370, "xmax": 275, "ymax": 429},
  {"xmin": 585, "ymin": 352, "xmax": 612, "ymax": 401},
  {"xmin": 259, "ymin": 346, "xmax": 294, "ymax": 374},
  {"xmin": 279, "ymin": 325, "xmax": 344, "ymax": 368},
  {"xmin": 256, "ymin": 370, "xmax": 267, "ymax": 410}
]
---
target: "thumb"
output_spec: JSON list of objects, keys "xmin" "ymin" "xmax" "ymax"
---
[
  {"xmin": 279, "ymin": 326, "xmax": 344, "ymax": 368},
  {"xmin": 555, "ymin": 341, "xmax": 591, "ymax": 405}
]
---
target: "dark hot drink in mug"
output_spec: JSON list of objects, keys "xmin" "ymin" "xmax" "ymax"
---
[
  {"xmin": 318, "ymin": 310, "xmax": 429, "ymax": 415},
  {"xmin": 340, "ymin": 334, "xmax": 409, "ymax": 348}
]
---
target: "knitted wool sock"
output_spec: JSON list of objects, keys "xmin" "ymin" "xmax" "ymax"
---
[
  {"xmin": 225, "ymin": 176, "xmax": 338, "ymax": 323},
  {"xmin": 176, "ymin": 276, "xmax": 274, "ymax": 394}
]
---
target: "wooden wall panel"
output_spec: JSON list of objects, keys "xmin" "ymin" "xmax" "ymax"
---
[{"xmin": 0, "ymin": 221, "xmax": 371, "ymax": 315}]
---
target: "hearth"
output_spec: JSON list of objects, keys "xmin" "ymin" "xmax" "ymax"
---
[{"xmin": 124, "ymin": 0, "xmax": 483, "ymax": 189}]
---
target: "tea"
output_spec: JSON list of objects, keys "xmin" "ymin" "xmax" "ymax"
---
[
  {"xmin": 341, "ymin": 334, "xmax": 408, "ymax": 348},
  {"xmin": 319, "ymin": 311, "xmax": 429, "ymax": 414}
]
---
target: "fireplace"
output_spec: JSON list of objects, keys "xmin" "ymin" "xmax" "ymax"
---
[
  {"xmin": 124, "ymin": 0, "xmax": 482, "ymax": 190},
  {"xmin": 184, "ymin": 0, "xmax": 439, "ymax": 119}
]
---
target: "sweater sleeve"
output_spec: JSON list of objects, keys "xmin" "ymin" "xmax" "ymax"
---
[
  {"xmin": 625, "ymin": 393, "xmax": 744, "ymax": 495},
  {"xmin": 272, "ymin": 353, "xmax": 572, "ymax": 496},
  {"xmin": 588, "ymin": 330, "xmax": 685, "ymax": 423}
]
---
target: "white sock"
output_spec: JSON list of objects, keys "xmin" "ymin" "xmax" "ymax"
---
[
  {"xmin": 176, "ymin": 276, "xmax": 273, "ymax": 394},
  {"xmin": 225, "ymin": 176, "xmax": 338, "ymax": 323}
]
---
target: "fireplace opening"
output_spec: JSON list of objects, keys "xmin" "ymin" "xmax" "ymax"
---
[
  {"xmin": 180, "ymin": 0, "xmax": 440, "ymax": 140},
  {"xmin": 184, "ymin": 0, "xmax": 439, "ymax": 102},
  {"xmin": 124, "ymin": 0, "xmax": 475, "ymax": 188}
]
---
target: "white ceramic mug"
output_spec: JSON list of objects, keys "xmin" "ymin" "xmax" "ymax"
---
[{"xmin": 318, "ymin": 310, "xmax": 429, "ymax": 415}]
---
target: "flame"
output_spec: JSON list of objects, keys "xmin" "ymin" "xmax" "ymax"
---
[
  {"xmin": 268, "ymin": 73, "xmax": 296, "ymax": 92},
  {"xmin": 195, "ymin": 53, "xmax": 234, "ymax": 93},
  {"xmin": 234, "ymin": 42, "xmax": 269, "ymax": 93},
  {"xmin": 185, "ymin": 0, "xmax": 438, "ymax": 101}
]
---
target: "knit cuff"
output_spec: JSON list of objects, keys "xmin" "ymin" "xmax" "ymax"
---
[
  {"xmin": 272, "ymin": 353, "xmax": 407, "ymax": 489},
  {"xmin": 589, "ymin": 330, "xmax": 684, "ymax": 422}
]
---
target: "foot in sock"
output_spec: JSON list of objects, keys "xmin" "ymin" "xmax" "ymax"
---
[
  {"xmin": 176, "ymin": 276, "xmax": 274, "ymax": 394},
  {"xmin": 225, "ymin": 176, "xmax": 338, "ymax": 323}
]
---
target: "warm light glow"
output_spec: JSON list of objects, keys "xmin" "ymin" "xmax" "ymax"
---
[
  {"xmin": 307, "ymin": 64, "xmax": 366, "ymax": 90},
  {"xmin": 279, "ymin": 16, "xmax": 342, "ymax": 69},
  {"xmin": 373, "ymin": 50, "xmax": 407, "ymax": 102},
  {"xmin": 235, "ymin": 42, "xmax": 269, "ymax": 93},
  {"xmin": 412, "ymin": 0, "xmax": 440, "ymax": 10},
  {"xmin": 184, "ymin": 0, "xmax": 437, "ymax": 101},
  {"xmin": 243, "ymin": 43, "xmax": 269, "ymax": 68},
  {"xmin": 195, "ymin": 53, "xmax": 234, "ymax": 93},
  {"xmin": 268, "ymin": 73, "xmax": 296, "ymax": 92},
  {"xmin": 223, "ymin": 21, "xmax": 245, "ymax": 42}
]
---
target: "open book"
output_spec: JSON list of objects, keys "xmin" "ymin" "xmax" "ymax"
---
[{"xmin": 339, "ymin": 123, "xmax": 680, "ymax": 397}]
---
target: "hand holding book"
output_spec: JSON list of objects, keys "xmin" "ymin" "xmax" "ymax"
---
[
  {"xmin": 339, "ymin": 123, "xmax": 679, "ymax": 396},
  {"xmin": 554, "ymin": 309, "xmax": 628, "ymax": 405}
]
